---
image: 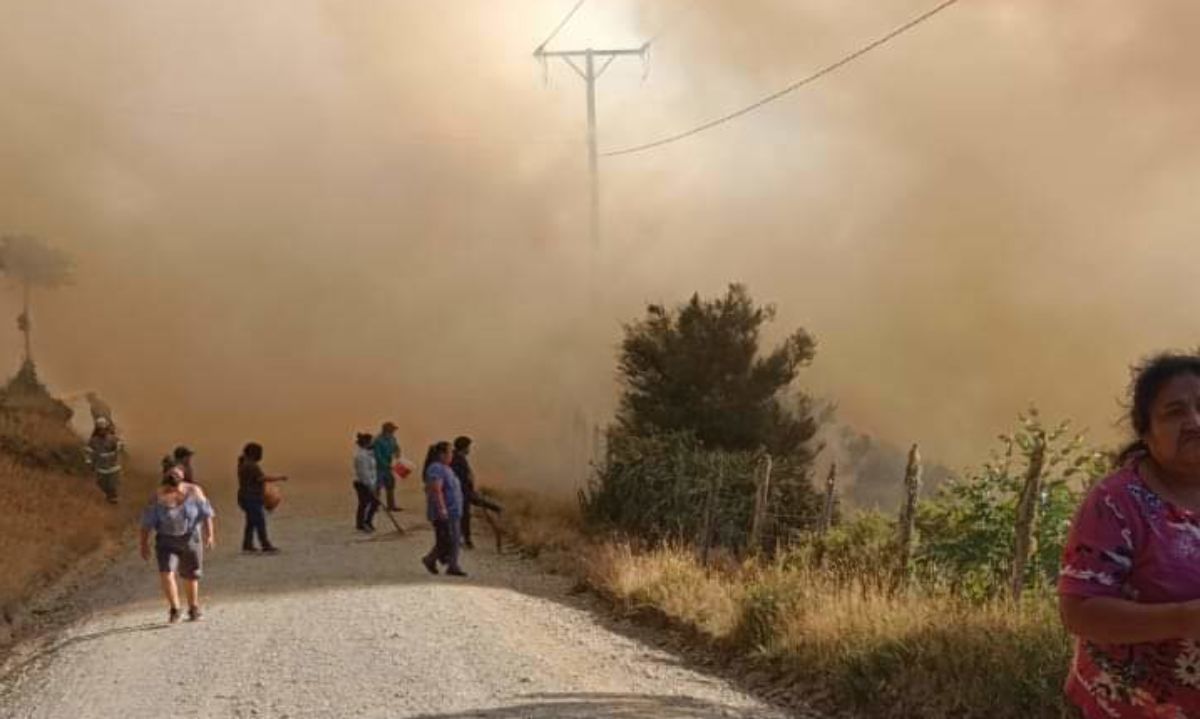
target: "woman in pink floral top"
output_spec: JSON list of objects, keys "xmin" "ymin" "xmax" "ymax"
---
[{"xmin": 1060, "ymin": 353, "xmax": 1200, "ymax": 718}]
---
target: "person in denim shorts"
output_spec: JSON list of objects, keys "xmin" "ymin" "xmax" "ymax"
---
[{"xmin": 139, "ymin": 468, "xmax": 215, "ymax": 623}]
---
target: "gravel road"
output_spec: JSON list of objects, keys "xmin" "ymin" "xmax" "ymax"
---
[{"xmin": 0, "ymin": 505, "xmax": 794, "ymax": 719}]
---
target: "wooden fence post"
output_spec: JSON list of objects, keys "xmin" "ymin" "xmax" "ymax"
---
[
  {"xmin": 893, "ymin": 444, "xmax": 922, "ymax": 592},
  {"xmin": 700, "ymin": 460, "xmax": 724, "ymax": 567},
  {"xmin": 1011, "ymin": 429, "xmax": 1047, "ymax": 601},
  {"xmin": 748, "ymin": 454, "xmax": 773, "ymax": 554},
  {"xmin": 819, "ymin": 462, "xmax": 838, "ymax": 536}
]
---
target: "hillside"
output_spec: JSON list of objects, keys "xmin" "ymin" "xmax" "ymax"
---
[{"xmin": 0, "ymin": 362, "xmax": 151, "ymax": 645}]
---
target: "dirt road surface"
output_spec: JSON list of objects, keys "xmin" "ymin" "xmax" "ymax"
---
[{"xmin": 0, "ymin": 506, "xmax": 794, "ymax": 719}]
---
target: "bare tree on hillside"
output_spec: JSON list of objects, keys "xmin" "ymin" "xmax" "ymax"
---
[{"xmin": 0, "ymin": 235, "xmax": 73, "ymax": 367}]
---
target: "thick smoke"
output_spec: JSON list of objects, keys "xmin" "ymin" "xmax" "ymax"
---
[
  {"xmin": 0, "ymin": 1, "xmax": 1195, "ymax": 495},
  {"xmin": 610, "ymin": 0, "xmax": 1200, "ymax": 468}
]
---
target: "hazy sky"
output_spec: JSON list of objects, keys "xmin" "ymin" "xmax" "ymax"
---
[{"xmin": 0, "ymin": 1, "xmax": 1196, "ymax": 491}]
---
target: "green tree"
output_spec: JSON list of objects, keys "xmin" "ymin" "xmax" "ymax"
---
[
  {"xmin": 616, "ymin": 283, "xmax": 818, "ymax": 462},
  {"xmin": 585, "ymin": 285, "xmax": 823, "ymax": 549}
]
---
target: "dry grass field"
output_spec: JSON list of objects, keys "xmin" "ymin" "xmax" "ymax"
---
[
  {"xmin": 0, "ymin": 411, "xmax": 153, "ymax": 628},
  {"xmin": 491, "ymin": 488, "xmax": 1074, "ymax": 719}
]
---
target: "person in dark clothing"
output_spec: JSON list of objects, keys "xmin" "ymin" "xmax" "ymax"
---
[
  {"xmin": 237, "ymin": 442, "xmax": 287, "ymax": 553},
  {"xmin": 85, "ymin": 417, "xmax": 122, "ymax": 504},
  {"xmin": 450, "ymin": 436, "xmax": 476, "ymax": 548},
  {"xmin": 450, "ymin": 436, "xmax": 502, "ymax": 550}
]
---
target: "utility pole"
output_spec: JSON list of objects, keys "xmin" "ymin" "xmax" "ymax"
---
[
  {"xmin": 534, "ymin": 44, "xmax": 647, "ymax": 255},
  {"xmin": 535, "ymin": 42, "xmax": 648, "ymax": 481}
]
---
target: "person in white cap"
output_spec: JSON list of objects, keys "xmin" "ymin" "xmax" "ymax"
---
[{"xmin": 85, "ymin": 416, "xmax": 123, "ymax": 504}]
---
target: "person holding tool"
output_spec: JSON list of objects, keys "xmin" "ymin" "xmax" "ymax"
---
[
  {"xmin": 450, "ymin": 436, "xmax": 502, "ymax": 549},
  {"xmin": 373, "ymin": 421, "xmax": 402, "ymax": 511}
]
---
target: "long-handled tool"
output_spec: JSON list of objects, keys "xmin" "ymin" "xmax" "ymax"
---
[{"xmin": 378, "ymin": 503, "xmax": 407, "ymax": 535}]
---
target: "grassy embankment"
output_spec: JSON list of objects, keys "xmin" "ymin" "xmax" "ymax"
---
[
  {"xmin": 490, "ymin": 489, "xmax": 1074, "ymax": 719},
  {"xmin": 0, "ymin": 407, "xmax": 153, "ymax": 640}
]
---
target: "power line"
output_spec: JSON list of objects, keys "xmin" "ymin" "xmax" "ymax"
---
[
  {"xmin": 535, "ymin": 0, "xmax": 589, "ymax": 54},
  {"xmin": 602, "ymin": 0, "xmax": 963, "ymax": 158}
]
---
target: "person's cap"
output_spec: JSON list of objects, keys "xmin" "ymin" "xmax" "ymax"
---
[
  {"xmin": 173, "ymin": 445, "xmax": 195, "ymax": 459},
  {"xmin": 382, "ymin": 421, "xmax": 398, "ymax": 432},
  {"xmin": 453, "ymin": 435, "xmax": 472, "ymax": 451}
]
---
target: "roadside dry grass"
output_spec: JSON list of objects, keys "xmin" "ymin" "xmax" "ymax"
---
[
  {"xmin": 490, "ymin": 488, "xmax": 1075, "ymax": 719},
  {"xmin": 484, "ymin": 487, "xmax": 584, "ymax": 568},
  {"xmin": 0, "ymin": 412, "xmax": 153, "ymax": 631}
]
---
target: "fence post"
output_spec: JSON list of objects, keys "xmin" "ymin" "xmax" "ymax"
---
[
  {"xmin": 748, "ymin": 453, "xmax": 773, "ymax": 554},
  {"xmin": 1011, "ymin": 429, "xmax": 1047, "ymax": 601},
  {"xmin": 893, "ymin": 444, "xmax": 922, "ymax": 592},
  {"xmin": 819, "ymin": 462, "xmax": 838, "ymax": 536},
  {"xmin": 700, "ymin": 459, "xmax": 724, "ymax": 567}
]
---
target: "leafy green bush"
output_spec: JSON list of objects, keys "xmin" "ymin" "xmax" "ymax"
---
[{"xmin": 916, "ymin": 409, "xmax": 1108, "ymax": 599}]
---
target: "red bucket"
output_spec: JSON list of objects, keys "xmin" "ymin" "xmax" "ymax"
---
[{"xmin": 393, "ymin": 457, "xmax": 416, "ymax": 480}]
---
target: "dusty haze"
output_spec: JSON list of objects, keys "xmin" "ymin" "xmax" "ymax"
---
[{"xmin": 0, "ymin": 1, "xmax": 1196, "ymax": 496}]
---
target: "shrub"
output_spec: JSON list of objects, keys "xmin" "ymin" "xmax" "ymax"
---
[
  {"xmin": 582, "ymin": 430, "xmax": 820, "ymax": 553},
  {"xmin": 916, "ymin": 408, "xmax": 1107, "ymax": 600}
]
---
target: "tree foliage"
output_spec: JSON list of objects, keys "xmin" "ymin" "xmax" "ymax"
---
[
  {"xmin": 915, "ymin": 408, "xmax": 1109, "ymax": 599},
  {"xmin": 616, "ymin": 283, "xmax": 818, "ymax": 462},
  {"xmin": 584, "ymin": 285, "xmax": 824, "ymax": 548},
  {"xmin": 0, "ymin": 235, "xmax": 73, "ymax": 288}
]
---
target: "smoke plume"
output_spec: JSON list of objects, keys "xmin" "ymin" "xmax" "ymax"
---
[{"xmin": 0, "ymin": 1, "xmax": 1195, "ymax": 494}]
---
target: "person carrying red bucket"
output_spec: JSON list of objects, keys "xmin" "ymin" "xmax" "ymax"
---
[{"xmin": 373, "ymin": 421, "xmax": 403, "ymax": 511}]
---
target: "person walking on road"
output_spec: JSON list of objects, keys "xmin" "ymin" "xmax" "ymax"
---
[
  {"xmin": 237, "ymin": 442, "xmax": 287, "ymax": 553},
  {"xmin": 139, "ymin": 469, "xmax": 215, "ymax": 623},
  {"xmin": 353, "ymin": 432, "xmax": 380, "ymax": 532},
  {"xmin": 373, "ymin": 421, "xmax": 402, "ymax": 511},
  {"xmin": 421, "ymin": 441, "xmax": 466, "ymax": 577},
  {"xmin": 84, "ymin": 416, "xmax": 123, "ymax": 504}
]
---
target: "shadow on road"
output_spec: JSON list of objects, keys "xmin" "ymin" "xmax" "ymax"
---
[{"xmin": 408, "ymin": 692, "xmax": 768, "ymax": 718}]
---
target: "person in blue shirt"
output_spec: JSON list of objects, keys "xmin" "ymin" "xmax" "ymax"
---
[
  {"xmin": 420, "ymin": 441, "xmax": 466, "ymax": 577},
  {"xmin": 139, "ymin": 470, "xmax": 215, "ymax": 623},
  {"xmin": 373, "ymin": 421, "xmax": 402, "ymax": 511}
]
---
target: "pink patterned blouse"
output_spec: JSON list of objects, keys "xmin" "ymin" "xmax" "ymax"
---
[{"xmin": 1060, "ymin": 464, "xmax": 1200, "ymax": 718}]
